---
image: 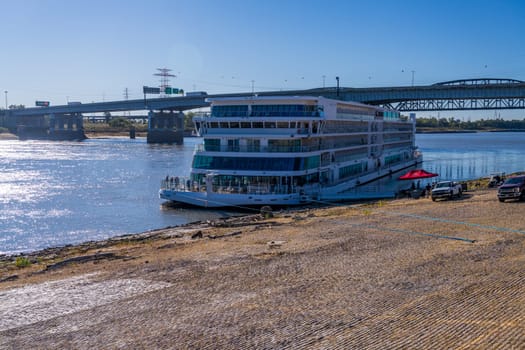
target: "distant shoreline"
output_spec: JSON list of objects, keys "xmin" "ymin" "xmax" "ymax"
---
[
  {"xmin": 2, "ymin": 129, "xmax": 525, "ymax": 140},
  {"xmin": 416, "ymin": 130, "xmax": 478, "ymax": 134},
  {"xmin": 417, "ymin": 128, "xmax": 525, "ymax": 134}
]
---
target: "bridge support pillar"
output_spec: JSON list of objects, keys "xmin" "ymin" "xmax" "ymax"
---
[
  {"xmin": 16, "ymin": 114, "xmax": 48, "ymax": 140},
  {"xmin": 16, "ymin": 113, "xmax": 87, "ymax": 141},
  {"xmin": 47, "ymin": 113, "xmax": 86, "ymax": 140},
  {"xmin": 146, "ymin": 110, "xmax": 184, "ymax": 144}
]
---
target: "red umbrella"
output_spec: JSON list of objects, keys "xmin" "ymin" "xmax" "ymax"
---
[{"xmin": 398, "ymin": 169, "xmax": 439, "ymax": 180}]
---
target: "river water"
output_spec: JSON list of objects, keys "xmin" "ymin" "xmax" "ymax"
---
[{"xmin": 1, "ymin": 132, "xmax": 524, "ymax": 255}]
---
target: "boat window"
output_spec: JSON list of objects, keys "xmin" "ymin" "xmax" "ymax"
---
[
  {"xmin": 246, "ymin": 139, "xmax": 260, "ymax": 152},
  {"xmin": 251, "ymin": 104, "xmax": 317, "ymax": 117},
  {"xmin": 265, "ymin": 121, "xmax": 276, "ymax": 128},
  {"xmin": 193, "ymin": 155, "xmax": 320, "ymax": 171},
  {"xmin": 230, "ymin": 122, "xmax": 240, "ymax": 128},
  {"xmin": 268, "ymin": 139, "xmax": 301, "ymax": 152},
  {"xmin": 220, "ymin": 122, "xmax": 229, "ymax": 128},
  {"xmin": 210, "ymin": 122, "xmax": 219, "ymax": 128},
  {"xmin": 227, "ymin": 139, "xmax": 239, "ymax": 151},
  {"xmin": 241, "ymin": 122, "xmax": 251, "ymax": 128},
  {"xmin": 204, "ymin": 139, "xmax": 220, "ymax": 151},
  {"xmin": 336, "ymin": 103, "xmax": 376, "ymax": 119},
  {"xmin": 211, "ymin": 105, "xmax": 248, "ymax": 117},
  {"xmin": 277, "ymin": 122, "xmax": 289, "ymax": 128},
  {"xmin": 252, "ymin": 122, "xmax": 264, "ymax": 128},
  {"xmin": 339, "ymin": 163, "xmax": 364, "ymax": 179},
  {"xmin": 384, "ymin": 154, "xmax": 402, "ymax": 165}
]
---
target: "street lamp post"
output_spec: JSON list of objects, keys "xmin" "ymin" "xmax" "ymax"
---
[
  {"xmin": 336, "ymin": 76, "xmax": 340, "ymax": 97},
  {"xmin": 4, "ymin": 90, "xmax": 7, "ymax": 110}
]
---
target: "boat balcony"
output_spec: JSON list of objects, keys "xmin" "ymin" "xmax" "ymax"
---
[
  {"xmin": 161, "ymin": 177, "xmax": 304, "ymax": 196},
  {"xmin": 383, "ymin": 126, "xmax": 414, "ymax": 132},
  {"xmin": 195, "ymin": 144, "xmax": 320, "ymax": 153},
  {"xmin": 202, "ymin": 111, "xmax": 321, "ymax": 118},
  {"xmin": 203, "ymin": 127, "xmax": 311, "ymax": 136},
  {"xmin": 383, "ymin": 135, "xmax": 413, "ymax": 143},
  {"xmin": 161, "ymin": 176, "xmax": 198, "ymax": 192},
  {"xmin": 333, "ymin": 153, "xmax": 368, "ymax": 163}
]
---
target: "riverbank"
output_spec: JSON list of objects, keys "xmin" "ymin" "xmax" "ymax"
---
[
  {"xmin": 0, "ymin": 132, "xmax": 17, "ymax": 140},
  {"xmin": 416, "ymin": 127, "xmax": 525, "ymax": 133},
  {"xmin": 1, "ymin": 188, "xmax": 524, "ymax": 348}
]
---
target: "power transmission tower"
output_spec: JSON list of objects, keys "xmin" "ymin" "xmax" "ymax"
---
[
  {"xmin": 123, "ymin": 88, "xmax": 130, "ymax": 116},
  {"xmin": 154, "ymin": 68, "xmax": 176, "ymax": 97}
]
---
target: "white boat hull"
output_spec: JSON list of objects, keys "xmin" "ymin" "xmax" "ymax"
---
[
  {"xmin": 160, "ymin": 157, "xmax": 422, "ymax": 208},
  {"xmin": 159, "ymin": 189, "xmax": 310, "ymax": 208}
]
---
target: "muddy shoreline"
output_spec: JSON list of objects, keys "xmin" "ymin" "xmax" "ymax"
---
[{"xmin": 1, "ymin": 189, "xmax": 524, "ymax": 348}]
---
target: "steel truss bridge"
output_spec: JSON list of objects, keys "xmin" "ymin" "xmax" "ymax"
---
[
  {"xmin": 375, "ymin": 79, "xmax": 525, "ymax": 111},
  {"xmin": 286, "ymin": 78, "xmax": 525, "ymax": 112}
]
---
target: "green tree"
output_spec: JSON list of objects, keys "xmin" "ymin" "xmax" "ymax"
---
[
  {"xmin": 109, "ymin": 117, "xmax": 132, "ymax": 128},
  {"xmin": 184, "ymin": 112, "xmax": 195, "ymax": 131}
]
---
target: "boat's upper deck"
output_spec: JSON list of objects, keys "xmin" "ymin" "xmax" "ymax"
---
[{"xmin": 203, "ymin": 95, "xmax": 404, "ymax": 122}]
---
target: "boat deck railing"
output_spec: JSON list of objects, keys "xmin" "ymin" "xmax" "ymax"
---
[
  {"xmin": 195, "ymin": 144, "xmax": 320, "ymax": 153},
  {"xmin": 161, "ymin": 177, "xmax": 198, "ymax": 192},
  {"xmin": 161, "ymin": 177, "xmax": 314, "ymax": 196}
]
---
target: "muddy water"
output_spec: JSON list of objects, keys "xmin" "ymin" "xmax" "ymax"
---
[{"xmin": 2, "ymin": 132, "xmax": 524, "ymax": 255}]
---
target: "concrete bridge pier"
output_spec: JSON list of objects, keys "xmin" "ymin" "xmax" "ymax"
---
[
  {"xmin": 16, "ymin": 115, "xmax": 48, "ymax": 140},
  {"xmin": 48, "ymin": 113, "xmax": 86, "ymax": 140},
  {"xmin": 146, "ymin": 110, "xmax": 184, "ymax": 144}
]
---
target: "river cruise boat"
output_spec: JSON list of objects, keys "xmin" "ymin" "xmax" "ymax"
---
[{"xmin": 160, "ymin": 95, "xmax": 422, "ymax": 207}]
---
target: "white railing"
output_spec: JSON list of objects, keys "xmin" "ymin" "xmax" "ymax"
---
[
  {"xmin": 161, "ymin": 177, "xmax": 200, "ymax": 192},
  {"xmin": 195, "ymin": 144, "xmax": 319, "ymax": 153},
  {"xmin": 161, "ymin": 176, "xmax": 308, "ymax": 196}
]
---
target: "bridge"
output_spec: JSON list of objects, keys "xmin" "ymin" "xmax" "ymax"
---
[
  {"xmin": 1, "ymin": 96, "xmax": 209, "ymax": 143},
  {"xmin": 334, "ymin": 78, "xmax": 525, "ymax": 111},
  {"xmin": 1, "ymin": 78, "xmax": 524, "ymax": 142}
]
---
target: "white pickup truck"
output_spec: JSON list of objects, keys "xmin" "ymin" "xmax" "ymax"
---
[{"xmin": 431, "ymin": 181, "xmax": 463, "ymax": 201}]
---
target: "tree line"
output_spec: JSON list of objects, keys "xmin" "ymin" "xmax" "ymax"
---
[{"xmin": 416, "ymin": 116, "xmax": 525, "ymax": 130}]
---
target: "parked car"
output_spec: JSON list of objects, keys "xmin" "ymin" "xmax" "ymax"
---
[
  {"xmin": 488, "ymin": 172, "xmax": 505, "ymax": 188},
  {"xmin": 497, "ymin": 175, "xmax": 525, "ymax": 202},
  {"xmin": 431, "ymin": 181, "xmax": 463, "ymax": 201}
]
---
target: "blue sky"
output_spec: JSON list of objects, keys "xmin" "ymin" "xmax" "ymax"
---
[{"xmin": 1, "ymin": 0, "xmax": 524, "ymax": 119}]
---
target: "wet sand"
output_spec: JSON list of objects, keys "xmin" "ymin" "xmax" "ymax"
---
[
  {"xmin": 0, "ymin": 133, "xmax": 18, "ymax": 140},
  {"xmin": 1, "ymin": 188, "xmax": 524, "ymax": 349}
]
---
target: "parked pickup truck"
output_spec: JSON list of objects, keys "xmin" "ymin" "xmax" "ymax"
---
[
  {"xmin": 497, "ymin": 175, "xmax": 525, "ymax": 202},
  {"xmin": 431, "ymin": 181, "xmax": 463, "ymax": 201}
]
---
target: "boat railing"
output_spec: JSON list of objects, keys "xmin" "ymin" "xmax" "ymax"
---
[
  {"xmin": 203, "ymin": 112, "xmax": 320, "ymax": 118},
  {"xmin": 196, "ymin": 144, "xmax": 319, "ymax": 153},
  {"xmin": 213, "ymin": 183, "xmax": 301, "ymax": 195},
  {"xmin": 161, "ymin": 177, "xmax": 201, "ymax": 192},
  {"xmin": 162, "ymin": 176, "xmax": 305, "ymax": 196}
]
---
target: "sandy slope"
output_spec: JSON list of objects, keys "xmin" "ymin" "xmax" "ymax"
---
[{"xmin": 1, "ymin": 189, "xmax": 524, "ymax": 349}]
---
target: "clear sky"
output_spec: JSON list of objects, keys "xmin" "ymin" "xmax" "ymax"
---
[{"xmin": 1, "ymin": 0, "xmax": 524, "ymax": 119}]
